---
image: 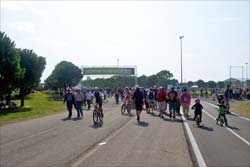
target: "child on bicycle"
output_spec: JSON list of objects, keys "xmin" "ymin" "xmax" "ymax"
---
[
  {"xmin": 216, "ymin": 100, "xmax": 228, "ymax": 126},
  {"xmin": 191, "ymin": 98, "xmax": 203, "ymax": 122}
]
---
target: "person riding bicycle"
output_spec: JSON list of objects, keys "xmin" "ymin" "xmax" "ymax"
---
[
  {"xmin": 94, "ymin": 87, "xmax": 104, "ymax": 118},
  {"xmin": 217, "ymin": 93, "xmax": 224, "ymax": 104},
  {"xmin": 216, "ymin": 100, "xmax": 228, "ymax": 126},
  {"xmin": 124, "ymin": 87, "xmax": 132, "ymax": 106},
  {"xmin": 191, "ymin": 98, "xmax": 203, "ymax": 122}
]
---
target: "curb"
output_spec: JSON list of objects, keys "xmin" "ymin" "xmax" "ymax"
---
[{"xmin": 181, "ymin": 117, "xmax": 198, "ymax": 167}]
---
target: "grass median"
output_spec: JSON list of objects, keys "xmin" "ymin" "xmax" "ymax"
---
[
  {"xmin": 230, "ymin": 101, "xmax": 250, "ymax": 118},
  {"xmin": 0, "ymin": 91, "xmax": 66, "ymax": 124}
]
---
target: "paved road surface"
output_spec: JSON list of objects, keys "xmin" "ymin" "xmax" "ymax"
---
[
  {"xmin": 0, "ymin": 99, "xmax": 192, "ymax": 167},
  {"xmin": 184, "ymin": 100, "xmax": 250, "ymax": 167}
]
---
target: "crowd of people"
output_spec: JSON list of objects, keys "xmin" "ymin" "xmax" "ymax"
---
[{"xmin": 63, "ymin": 84, "xmax": 242, "ymax": 126}]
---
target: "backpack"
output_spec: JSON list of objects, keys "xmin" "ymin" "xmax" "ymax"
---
[{"xmin": 149, "ymin": 91, "xmax": 154, "ymax": 100}]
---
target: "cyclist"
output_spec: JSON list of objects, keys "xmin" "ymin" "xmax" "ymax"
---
[
  {"xmin": 216, "ymin": 100, "xmax": 228, "ymax": 126},
  {"xmin": 94, "ymin": 87, "xmax": 104, "ymax": 118},
  {"xmin": 191, "ymin": 98, "xmax": 203, "ymax": 122},
  {"xmin": 124, "ymin": 87, "xmax": 132, "ymax": 110}
]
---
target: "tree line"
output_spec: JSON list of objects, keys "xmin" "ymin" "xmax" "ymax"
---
[{"xmin": 0, "ymin": 31, "xmax": 46, "ymax": 107}]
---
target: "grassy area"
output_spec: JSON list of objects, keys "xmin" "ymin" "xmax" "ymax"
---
[
  {"xmin": 230, "ymin": 101, "xmax": 250, "ymax": 118},
  {"xmin": 0, "ymin": 91, "xmax": 66, "ymax": 124}
]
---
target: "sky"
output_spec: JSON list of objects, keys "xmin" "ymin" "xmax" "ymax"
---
[{"xmin": 1, "ymin": 0, "xmax": 249, "ymax": 83}]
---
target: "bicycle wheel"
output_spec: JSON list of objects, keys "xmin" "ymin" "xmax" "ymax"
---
[
  {"xmin": 93, "ymin": 109, "xmax": 99, "ymax": 124},
  {"xmin": 196, "ymin": 115, "xmax": 200, "ymax": 127},
  {"xmin": 127, "ymin": 105, "xmax": 131, "ymax": 114},
  {"xmin": 219, "ymin": 116, "xmax": 224, "ymax": 126},
  {"xmin": 98, "ymin": 111, "xmax": 103, "ymax": 122},
  {"xmin": 121, "ymin": 104, "xmax": 126, "ymax": 115}
]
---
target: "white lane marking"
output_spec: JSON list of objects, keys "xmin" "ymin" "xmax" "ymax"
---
[
  {"xmin": 203, "ymin": 101, "xmax": 250, "ymax": 122},
  {"xmin": 180, "ymin": 110, "xmax": 207, "ymax": 167},
  {"xmin": 203, "ymin": 110, "xmax": 250, "ymax": 146},
  {"xmin": 70, "ymin": 118, "xmax": 134, "ymax": 167},
  {"xmin": 98, "ymin": 142, "xmax": 106, "ymax": 146}
]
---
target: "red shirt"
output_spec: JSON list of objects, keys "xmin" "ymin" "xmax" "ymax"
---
[
  {"xmin": 180, "ymin": 92, "xmax": 191, "ymax": 105},
  {"xmin": 157, "ymin": 90, "xmax": 167, "ymax": 102}
]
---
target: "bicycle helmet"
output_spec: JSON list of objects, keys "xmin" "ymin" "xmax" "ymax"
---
[{"xmin": 195, "ymin": 98, "xmax": 200, "ymax": 103}]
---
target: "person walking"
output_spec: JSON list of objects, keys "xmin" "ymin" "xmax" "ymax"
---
[
  {"xmin": 85, "ymin": 90, "xmax": 93, "ymax": 110},
  {"xmin": 75, "ymin": 88, "xmax": 85, "ymax": 118},
  {"xmin": 168, "ymin": 87, "xmax": 178, "ymax": 118},
  {"xmin": 132, "ymin": 86, "xmax": 144, "ymax": 122},
  {"xmin": 180, "ymin": 88, "xmax": 191, "ymax": 117},
  {"xmin": 157, "ymin": 87, "xmax": 167, "ymax": 118},
  {"xmin": 63, "ymin": 88, "xmax": 75, "ymax": 119}
]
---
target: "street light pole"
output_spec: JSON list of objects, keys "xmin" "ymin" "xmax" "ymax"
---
[
  {"xmin": 117, "ymin": 59, "xmax": 119, "ymax": 68},
  {"xmin": 180, "ymin": 36, "xmax": 184, "ymax": 87},
  {"xmin": 245, "ymin": 62, "xmax": 248, "ymax": 81}
]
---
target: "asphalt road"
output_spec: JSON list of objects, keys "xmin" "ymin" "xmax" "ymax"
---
[
  {"xmin": 185, "ymin": 100, "xmax": 250, "ymax": 167},
  {"xmin": 0, "ymin": 99, "xmax": 192, "ymax": 167},
  {"xmin": 0, "ymin": 98, "xmax": 249, "ymax": 167}
]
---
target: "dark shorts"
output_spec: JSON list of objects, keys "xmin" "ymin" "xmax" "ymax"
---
[
  {"xmin": 169, "ymin": 101, "xmax": 176, "ymax": 110},
  {"xmin": 135, "ymin": 103, "xmax": 143, "ymax": 111}
]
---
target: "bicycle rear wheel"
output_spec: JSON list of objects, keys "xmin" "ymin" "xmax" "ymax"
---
[
  {"xmin": 121, "ymin": 104, "xmax": 126, "ymax": 115},
  {"xmin": 93, "ymin": 109, "xmax": 99, "ymax": 124}
]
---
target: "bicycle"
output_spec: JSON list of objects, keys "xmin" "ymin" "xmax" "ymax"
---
[
  {"xmin": 217, "ymin": 114, "xmax": 225, "ymax": 126},
  {"xmin": 195, "ymin": 114, "xmax": 202, "ymax": 127},
  {"xmin": 121, "ymin": 101, "xmax": 131, "ymax": 115},
  {"xmin": 93, "ymin": 103, "xmax": 103, "ymax": 124}
]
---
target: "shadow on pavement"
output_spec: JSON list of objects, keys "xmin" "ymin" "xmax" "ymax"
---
[
  {"xmin": 90, "ymin": 122, "xmax": 103, "ymax": 128},
  {"xmin": 72, "ymin": 117, "xmax": 82, "ymax": 121},
  {"xmin": 199, "ymin": 125, "xmax": 214, "ymax": 131},
  {"xmin": 136, "ymin": 121, "xmax": 149, "ymax": 127},
  {"xmin": 163, "ymin": 117, "xmax": 183, "ymax": 123},
  {"xmin": 227, "ymin": 125, "xmax": 240, "ymax": 131},
  {"xmin": 61, "ymin": 118, "xmax": 71, "ymax": 121}
]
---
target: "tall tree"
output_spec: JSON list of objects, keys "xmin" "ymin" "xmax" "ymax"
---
[
  {"xmin": 207, "ymin": 80, "xmax": 217, "ymax": 88},
  {"xmin": 0, "ymin": 31, "xmax": 24, "ymax": 103},
  {"xmin": 217, "ymin": 81, "xmax": 225, "ymax": 89},
  {"xmin": 45, "ymin": 61, "xmax": 83, "ymax": 90},
  {"xmin": 17, "ymin": 49, "xmax": 46, "ymax": 106},
  {"xmin": 196, "ymin": 80, "xmax": 206, "ymax": 88},
  {"xmin": 186, "ymin": 81, "xmax": 194, "ymax": 88}
]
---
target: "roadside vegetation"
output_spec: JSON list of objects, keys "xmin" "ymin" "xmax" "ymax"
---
[
  {"xmin": 0, "ymin": 91, "xmax": 65, "ymax": 124},
  {"xmin": 230, "ymin": 101, "xmax": 250, "ymax": 118}
]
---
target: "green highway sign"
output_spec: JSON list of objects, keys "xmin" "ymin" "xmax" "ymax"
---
[{"xmin": 82, "ymin": 67, "xmax": 135, "ymax": 75}]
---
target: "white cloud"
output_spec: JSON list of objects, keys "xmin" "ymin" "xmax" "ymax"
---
[
  {"xmin": 223, "ymin": 17, "xmax": 240, "ymax": 22},
  {"xmin": 2, "ymin": 1, "xmax": 48, "ymax": 16},
  {"xmin": 9, "ymin": 21, "xmax": 35, "ymax": 33},
  {"xmin": 33, "ymin": 37, "xmax": 67, "ymax": 48}
]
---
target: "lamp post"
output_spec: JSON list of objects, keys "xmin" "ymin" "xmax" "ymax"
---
[
  {"xmin": 180, "ymin": 36, "xmax": 184, "ymax": 87},
  {"xmin": 117, "ymin": 59, "xmax": 119, "ymax": 68},
  {"xmin": 245, "ymin": 62, "xmax": 248, "ymax": 82}
]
